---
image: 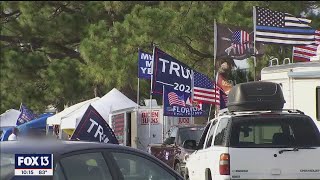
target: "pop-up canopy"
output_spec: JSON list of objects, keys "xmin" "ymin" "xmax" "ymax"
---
[
  {"xmin": 60, "ymin": 88, "xmax": 137, "ymax": 130},
  {"xmin": 0, "ymin": 109, "xmax": 21, "ymax": 128},
  {"xmin": 46, "ymin": 97, "xmax": 100, "ymax": 126}
]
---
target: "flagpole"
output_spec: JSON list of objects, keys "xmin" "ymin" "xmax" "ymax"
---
[
  {"xmin": 253, "ymin": 6, "xmax": 257, "ymax": 81},
  {"xmin": 291, "ymin": 46, "xmax": 294, "ymax": 63},
  {"xmin": 162, "ymin": 85, "xmax": 165, "ymax": 140},
  {"xmin": 207, "ymin": 104, "xmax": 212, "ymax": 122},
  {"xmin": 137, "ymin": 48, "xmax": 140, "ymax": 145},
  {"xmin": 213, "ymin": 19, "xmax": 218, "ymax": 119},
  {"xmin": 215, "ymin": 71, "xmax": 220, "ymax": 117},
  {"xmin": 191, "ymin": 70, "xmax": 194, "ymax": 124},
  {"xmin": 149, "ymin": 44, "xmax": 156, "ymax": 144}
]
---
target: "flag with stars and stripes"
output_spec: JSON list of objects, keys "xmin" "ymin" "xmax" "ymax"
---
[
  {"xmin": 293, "ymin": 30, "xmax": 320, "ymax": 62},
  {"xmin": 216, "ymin": 23, "xmax": 265, "ymax": 60},
  {"xmin": 255, "ymin": 6, "xmax": 317, "ymax": 45},
  {"xmin": 168, "ymin": 92, "xmax": 186, "ymax": 106},
  {"xmin": 232, "ymin": 30, "xmax": 250, "ymax": 55},
  {"xmin": 192, "ymin": 71, "xmax": 220, "ymax": 105}
]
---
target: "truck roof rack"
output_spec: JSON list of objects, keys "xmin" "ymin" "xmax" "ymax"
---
[{"xmin": 218, "ymin": 109, "xmax": 305, "ymax": 117}]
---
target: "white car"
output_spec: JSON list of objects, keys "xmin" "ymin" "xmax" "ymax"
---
[{"xmin": 185, "ymin": 82, "xmax": 320, "ymax": 180}]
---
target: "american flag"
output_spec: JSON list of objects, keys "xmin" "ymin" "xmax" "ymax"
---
[
  {"xmin": 232, "ymin": 30, "xmax": 250, "ymax": 55},
  {"xmin": 168, "ymin": 92, "xmax": 186, "ymax": 106},
  {"xmin": 193, "ymin": 71, "xmax": 220, "ymax": 105},
  {"xmin": 293, "ymin": 30, "xmax": 320, "ymax": 61},
  {"xmin": 255, "ymin": 6, "xmax": 316, "ymax": 45}
]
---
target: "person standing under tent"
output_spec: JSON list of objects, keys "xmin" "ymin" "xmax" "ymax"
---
[{"xmin": 8, "ymin": 127, "xmax": 19, "ymax": 141}]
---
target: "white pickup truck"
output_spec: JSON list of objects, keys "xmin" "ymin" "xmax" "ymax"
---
[{"xmin": 184, "ymin": 82, "xmax": 320, "ymax": 180}]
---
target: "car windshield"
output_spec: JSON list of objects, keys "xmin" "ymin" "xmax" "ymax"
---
[
  {"xmin": 178, "ymin": 127, "xmax": 204, "ymax": 145},
  {"xmin": 230, "ymin": 115, "xmax": 320, "ymax": 148}
]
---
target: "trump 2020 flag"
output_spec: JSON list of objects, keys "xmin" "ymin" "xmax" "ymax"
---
[
  {"xmin": 70, "ymin": 105, "xmax": 119, "ymax": 144},
  {"xmin": 216, "ymin": 23, "xmax": 265, "ymax": 60},
  {"xmin": 152, "ymin": 47, "xmax": 192, "ymax": 94},
  {"xmin": 16, "ymin": 104, "xmax": 35, "ymax": 126},
  {"xmin": 255, "ymin": 6, "xmax": 316, "ymax": 45},
  {"xmin": 138, "ymin": 50, "xmax": 153, "ymax": 79},
  {"xmin": 163, "ymin": 86, "xmax": 207, "ymax": 117}
]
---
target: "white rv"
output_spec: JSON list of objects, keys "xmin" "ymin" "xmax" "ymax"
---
[{"xmin": 261, "ymin": 61, "xmax": 320, "ymax": 129}]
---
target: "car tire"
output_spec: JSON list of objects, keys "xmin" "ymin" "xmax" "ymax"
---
[{"xmin": 174, "ymin": 162, "xmax": 182, "ymax": 176}]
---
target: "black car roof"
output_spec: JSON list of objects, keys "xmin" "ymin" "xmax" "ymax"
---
[
  {"xmin": 1, "ymin": 140, "xmax": 144, "ymax": 156},
  {"xmin": 0, "ymin": 140, "xmax": 183, "ymax": 178}
]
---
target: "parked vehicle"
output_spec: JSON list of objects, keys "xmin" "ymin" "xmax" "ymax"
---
[
  {"xmin": 1, "ymin": 140, "xmax": 184, "ymax": 180},
  {"xmin": 148, "ymin": 125, "xmax": 205, "ymax": 177},
  {"xmin": 185, "ymin": 82, "xmax": 320, "ymax": 180}
]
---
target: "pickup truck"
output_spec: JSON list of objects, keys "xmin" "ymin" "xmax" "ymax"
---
[
  {"xmin": 185, "ymin": 82, "xmax": 320, "ymax": 180},
  {"xmin": 148, "ymin": 125, "xmax": 205, "ymax": 177}
]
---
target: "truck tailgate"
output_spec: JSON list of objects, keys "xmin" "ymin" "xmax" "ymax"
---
[{"xmin": 229, "ymin": 148, "xmax": 320, "ymax": 179}]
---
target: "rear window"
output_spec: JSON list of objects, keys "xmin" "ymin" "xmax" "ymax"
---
[
  {"xmin": 177, "ymin": 127, "xmax": 204, "ymax": 145},
  {"xmin": 230, "ymin": 115, "xmax": 320, "ymax": 148}
]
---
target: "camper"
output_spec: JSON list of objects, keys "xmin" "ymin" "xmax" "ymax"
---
[{"xmin": 261, "ymin": 61, "xmax": 320, "ymax": 128}]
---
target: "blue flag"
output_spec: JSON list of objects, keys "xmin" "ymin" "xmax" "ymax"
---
[
  {"xmin": 138, "ymin": 50, "xmax": 153, "ymax": 79},
  {"xmin": 70, "ymin": 105, "xmax": 119, "ymax": 144},
  {"xmin": 152, "ymin": 47, "xmax": 192, "ymax": 95},
  {"xmin": 163, "ymin": 86, "xmax": 208, "ymax": 117},
  {"xmin": 16, "ymin": 104, "xmax": 35, "ymax": 126}
]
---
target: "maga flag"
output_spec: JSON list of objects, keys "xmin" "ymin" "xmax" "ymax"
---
[
  {"xmin": 216, "ymin": 23, "xmax": 265, "ymax": 60},
  {"xmin": 70, "ymin": 105, "xmax": 119, "ymax": 144},
  {"xmin": 138, "ymin": 50, "xmax": 153, "ymax": 79}
]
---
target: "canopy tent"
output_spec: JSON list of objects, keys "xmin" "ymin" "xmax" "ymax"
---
[
  {"xmin": 1, "ymin": 113, "xmax": 54, "ymax": 141},
  {"xmin": 60, "ymin": 88, "xmax": 137, "ymax": 130},
  {"xmin": 46, "ymin": 97, "xmax": 100, "ymax": 126},
  {"xmin": 0, "ymin": 109, "xmax": 21, "ymax": 128},
  {"xmin": 19, "ymin": 113, "xmax": 54, "ymax": 134}
]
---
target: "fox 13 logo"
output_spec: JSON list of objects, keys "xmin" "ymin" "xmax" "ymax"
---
[{"xmin": 15, "ymin": 154, "xmax": 53, "ymax": 176}]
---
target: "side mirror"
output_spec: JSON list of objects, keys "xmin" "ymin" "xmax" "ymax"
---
[{"xmin": 182, "ymin": 140, "xmax": 197, "ymax": 150}]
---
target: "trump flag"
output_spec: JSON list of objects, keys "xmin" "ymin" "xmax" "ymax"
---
[
  {"xmin": 152, "ymin": 47, "xmax": 192, "ymax": 94},
  {"xmin": 163, "ymin": 86, "xmax": 208, "ymax": 117},
  {"xmin": 16, "ymin": 104, "xmax": 35, "ymax": 126},
  {"xmin": 70, "ymin": 105, "xmax": 119, "ymax": 144}
]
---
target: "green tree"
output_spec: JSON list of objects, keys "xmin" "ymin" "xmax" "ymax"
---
[{"xmin": 1, "ymin": 1, "xmax": 319, "ymax": 113}]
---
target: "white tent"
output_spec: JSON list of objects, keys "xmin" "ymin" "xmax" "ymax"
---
[
  {"xmin": 46, "ymin": 97, "xmax": 100, "ymax": 126},
  {"xmin": 60, "ymin": 88, "xmax": 137, "ymax": 130},
  {"xmin": 0, "ymin": 109, "xmax": 21, "ymax": 128}
]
